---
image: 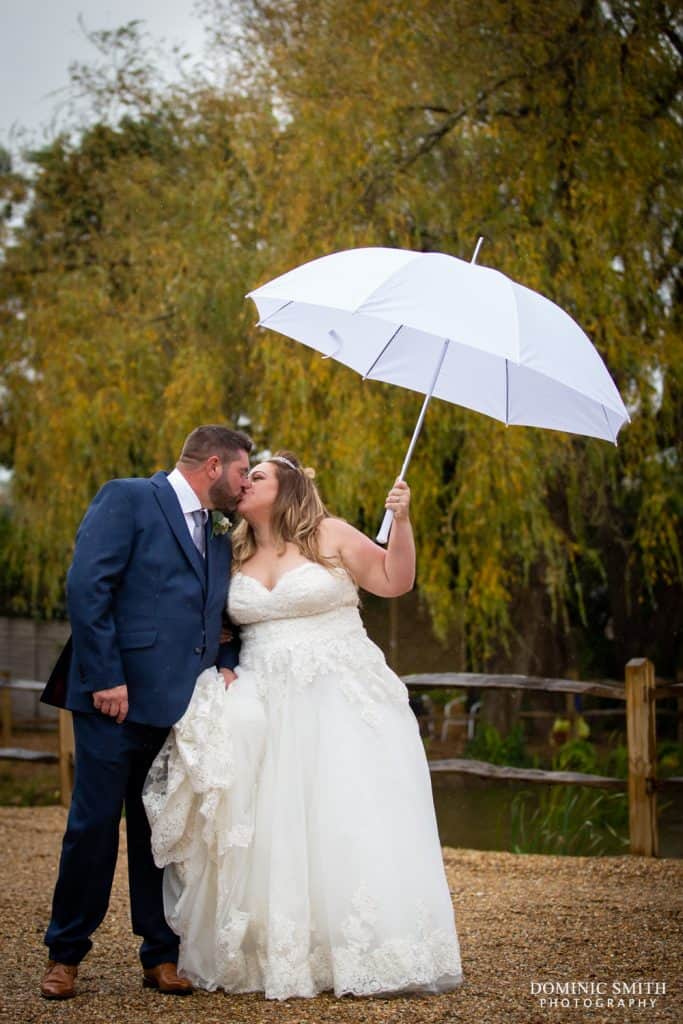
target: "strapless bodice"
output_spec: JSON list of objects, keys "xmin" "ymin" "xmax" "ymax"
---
[
  {"xmin": 228, "ymin": 561, "xmax": 359, "ymax": 626},
  {"xmin": 227, "ymin": 560, "xmax": 406, "ymax": 720}
]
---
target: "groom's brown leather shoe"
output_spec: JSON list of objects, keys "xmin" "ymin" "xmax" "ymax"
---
[
  {"xmin": 40, "ymin": 960, "xmax": 78, "ymax": 999},
  {"xmin": 142, "ymin": 962, "xmax": 193, "ymax": 995}
]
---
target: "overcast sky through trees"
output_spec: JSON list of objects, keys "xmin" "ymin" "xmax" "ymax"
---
[{"xmin": 0, "ymin": 1, "xmax": 205, "ymax": 148}]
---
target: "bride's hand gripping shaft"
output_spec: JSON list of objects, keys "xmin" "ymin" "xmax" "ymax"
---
[
  {"xmin": 385, "ymin": 478, "xmax": 410, "ymax": 521},
  {"xmin": 383, "ymin": 478, "xmax": 415, "ymax": 593},
  {"xmin": 319, "ymin": 477, "xmax": 415, "ymax": 598}
]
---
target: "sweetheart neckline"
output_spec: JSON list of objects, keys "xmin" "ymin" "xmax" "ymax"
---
[{"xmin": 234, "ymin": 561, "xmax": 322, "ymax": 594}]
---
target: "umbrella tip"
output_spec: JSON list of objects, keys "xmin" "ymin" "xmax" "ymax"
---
[{"xmin": 471, "ymin": 236, "xmax": 485, "ymax": 264}]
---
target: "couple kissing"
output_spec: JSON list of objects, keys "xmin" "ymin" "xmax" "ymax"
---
[{"xmin": 40, "ymin": 424, "xmax": 462, "ymax": 1001}]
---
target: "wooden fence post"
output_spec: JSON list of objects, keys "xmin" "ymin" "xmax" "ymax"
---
[
  {"xmin": 58, "ymin": 710, "xmax": 75, "ymax": 809},
  {"xmin": 0, "ymin": 670, "xmax": 11, "ymax": 744},
  {"xmin": 625, "ymin": 658, "xmax": 658, "ymax": 857}
]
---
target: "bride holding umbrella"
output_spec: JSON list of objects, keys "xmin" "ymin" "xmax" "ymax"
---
[{"xmin": 144, "ymin": 242, "xmax": 628, "ymax": 1000}]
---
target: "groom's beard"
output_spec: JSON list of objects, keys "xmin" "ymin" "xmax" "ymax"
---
[{"xmin": 207, "ymin": 477, "xmax": 240, "ymax": 513}]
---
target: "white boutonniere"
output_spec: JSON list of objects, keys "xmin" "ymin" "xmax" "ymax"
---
[{"xmin": 211, "ymin": 511, "xmax": 232, "ymax": 537}]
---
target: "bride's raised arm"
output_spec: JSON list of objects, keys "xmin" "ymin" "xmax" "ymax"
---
[{"xmin": 318, "ymin": 479, "xmax": 416, "ymax": 598}]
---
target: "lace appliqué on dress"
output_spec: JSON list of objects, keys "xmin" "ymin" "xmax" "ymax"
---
[{"xmin": 234, "ymin": 885, "xmax": 462, "ymax": 1000}]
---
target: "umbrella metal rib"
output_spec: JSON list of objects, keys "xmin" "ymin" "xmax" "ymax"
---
[
  {"xmin": 601, "ymin": 404, "xmax": 614, "ymax": 443},
  {"xmin": 256, "ymin": 299, "xmax": 293, "ymax": 328},
  {"xmin": 362, "ymin": 324, "xmax": 404, "ymax": 381}
]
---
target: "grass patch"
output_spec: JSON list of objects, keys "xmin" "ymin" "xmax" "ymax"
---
[
  {"xmin": 510, "ymin": 785, "xmax": 630, "ymax": 856},
  {"xmin": 0, "ymin": 765, "xmax": 60, "ymax": 806}
]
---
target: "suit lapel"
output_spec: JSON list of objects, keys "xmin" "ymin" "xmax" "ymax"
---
[
  {"xmin": 205, "ymin": 520, "xmax": 231, "ymax": 599},
  {"xmin": 151, "ymin": 472, "xmax": 207, "ymax": 592}
]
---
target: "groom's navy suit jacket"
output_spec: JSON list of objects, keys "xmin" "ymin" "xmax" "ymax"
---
[{"xmin": 41, "ymin": 471, "xmax": 239, "ymax": 727}]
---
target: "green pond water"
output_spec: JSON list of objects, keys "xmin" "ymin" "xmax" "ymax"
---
[{"xmin": 431, "ymin": 774, "xmax": 683, "ymax": 858}]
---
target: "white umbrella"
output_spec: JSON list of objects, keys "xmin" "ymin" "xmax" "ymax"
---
[{"xmin": 247, "ymin": 242, "xmax": 630, "ymax": 542}]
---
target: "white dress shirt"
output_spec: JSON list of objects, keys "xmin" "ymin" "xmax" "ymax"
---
[{"xmin": 167, "ymin": 467, "xmax": 206, "ymax": 543}]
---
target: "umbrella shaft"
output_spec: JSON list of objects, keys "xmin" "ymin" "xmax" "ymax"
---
[
  {"xmin": 399, "ymin": 393, "xmax": 431, "ymax": 478},
  {"xmin": 377, "ymin": 339, "xmax": 449, "ymax": 544},
  {"xmin": 398, "ymin": 339, "xmax": 450, "ymax": 480}
]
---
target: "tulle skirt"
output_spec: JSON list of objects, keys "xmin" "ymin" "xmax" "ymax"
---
[{"xmin": 144, "ymin": 618, "xmax": 463, "ymax": 1000}]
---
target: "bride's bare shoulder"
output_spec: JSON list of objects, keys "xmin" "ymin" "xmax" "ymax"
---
[
  {"xmin": 318, "ymin": 516, "xmax": 352, "ymax": 540},
  {"xmin": 317, "ymin": 516, "xmax": 365, "ymax": 556},
  {"xmin": 319, "ymin": 515, "xmax": 345, "ymax": 529},
  {"xmin": 317, "ymin": 515, "xmax": 351, "ymax": 550}
]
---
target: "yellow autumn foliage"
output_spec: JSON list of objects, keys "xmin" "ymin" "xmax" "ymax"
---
[{"xmin": 0, "ymin": 2, "xmax": 680, "ymax": 672}]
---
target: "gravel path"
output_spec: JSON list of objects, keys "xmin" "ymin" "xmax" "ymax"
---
[{"xmin": 0, "ymin": 808, "xmax": 681, "ymax": 1024}]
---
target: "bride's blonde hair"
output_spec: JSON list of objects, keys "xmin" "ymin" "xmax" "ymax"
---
[{"xmin": 231, "ymin": 450, "xmax": 340, "ymax": 573}]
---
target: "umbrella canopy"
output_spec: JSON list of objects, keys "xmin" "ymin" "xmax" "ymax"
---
[{"xmin": 247, "ymin": 246, "xmax": 630, "ymax": 540}]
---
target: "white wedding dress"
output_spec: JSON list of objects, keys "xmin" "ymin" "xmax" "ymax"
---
[{"xmin": 143, "ymin": 561, "xmax": 462, "ymax": 1000}]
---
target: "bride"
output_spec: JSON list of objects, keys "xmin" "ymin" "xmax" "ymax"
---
[{"xmin": 143, "ymin": 451, "xmax": 462, "ymax": 1000}]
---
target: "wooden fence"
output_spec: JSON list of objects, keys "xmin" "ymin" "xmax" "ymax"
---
[
  {"xmin": 2, "ymin": 658, "xmax": 682, "ymax": 854},
  {"xmin": 406, "ymin": 658, "xmax": 683, "ymax": 857},
  {"xmin": 0, "ymin": 675, "xmax": 73, "ymax": 807}
]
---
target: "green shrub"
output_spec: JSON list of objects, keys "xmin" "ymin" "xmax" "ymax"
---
[{"xmin": 464, "ymin": 721, "xmax": 536, "ymax": 768}]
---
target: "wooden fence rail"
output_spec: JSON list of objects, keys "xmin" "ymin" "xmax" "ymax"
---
[
  {"xmin": 404, "ymin": 658, "xmax": 683, "ymax": 857},
  {"xmin": 428, "ymin": 757, "xmax": 627, "ymax": 789},
  {"xmin": 403, "ymin": 671, "xmax": 630, "ymax": 700}
]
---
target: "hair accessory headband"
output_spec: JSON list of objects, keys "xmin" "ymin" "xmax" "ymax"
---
[{"xmin": 270, "ymin": 455, "xmax": 298, "ymax": 471}]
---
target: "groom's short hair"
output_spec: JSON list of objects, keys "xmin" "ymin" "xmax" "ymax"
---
[{"xmin": 179, "ymin": 425, "xmax": 253, "ymax": 466}]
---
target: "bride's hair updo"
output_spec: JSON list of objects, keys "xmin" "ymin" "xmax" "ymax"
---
[{"xmin": 232, "ymin": 450, "xmax": 339, "ymax": 572}]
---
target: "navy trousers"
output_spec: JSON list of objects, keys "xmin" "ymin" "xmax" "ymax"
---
[{"xmin": 45, "ymin": 711, "xmax": 179, "ymax": 967}]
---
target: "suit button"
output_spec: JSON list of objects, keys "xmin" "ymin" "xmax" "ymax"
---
[{"xmin": 194, "ymin": 646, "xmax": 202, "ymax": 654}]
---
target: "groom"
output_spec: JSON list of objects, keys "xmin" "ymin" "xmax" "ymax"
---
[{"xmin": 39, "ymin": 425, "xmax": 253, "ymax": 999}]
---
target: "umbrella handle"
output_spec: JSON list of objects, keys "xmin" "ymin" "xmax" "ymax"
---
[{"xmin": 376, "ymin": 509, "xmax": 394, "ymax": 545}]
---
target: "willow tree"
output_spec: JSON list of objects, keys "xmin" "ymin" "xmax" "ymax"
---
[
  {"xmin": 209, "ymin": 0, "xmax": 682, "ymax": 672},
  {"xmin": 2, "ymin": 3, "xmax": 681, "ymax": 677},
  {"xmin": 0, "ymin": 61, "xmax": 276, "ymax": 611}
]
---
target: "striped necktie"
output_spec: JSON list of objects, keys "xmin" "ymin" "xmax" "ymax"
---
[{"xmin": 191, "ymin": 509, "xmax": 207, "ymax": 558}]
